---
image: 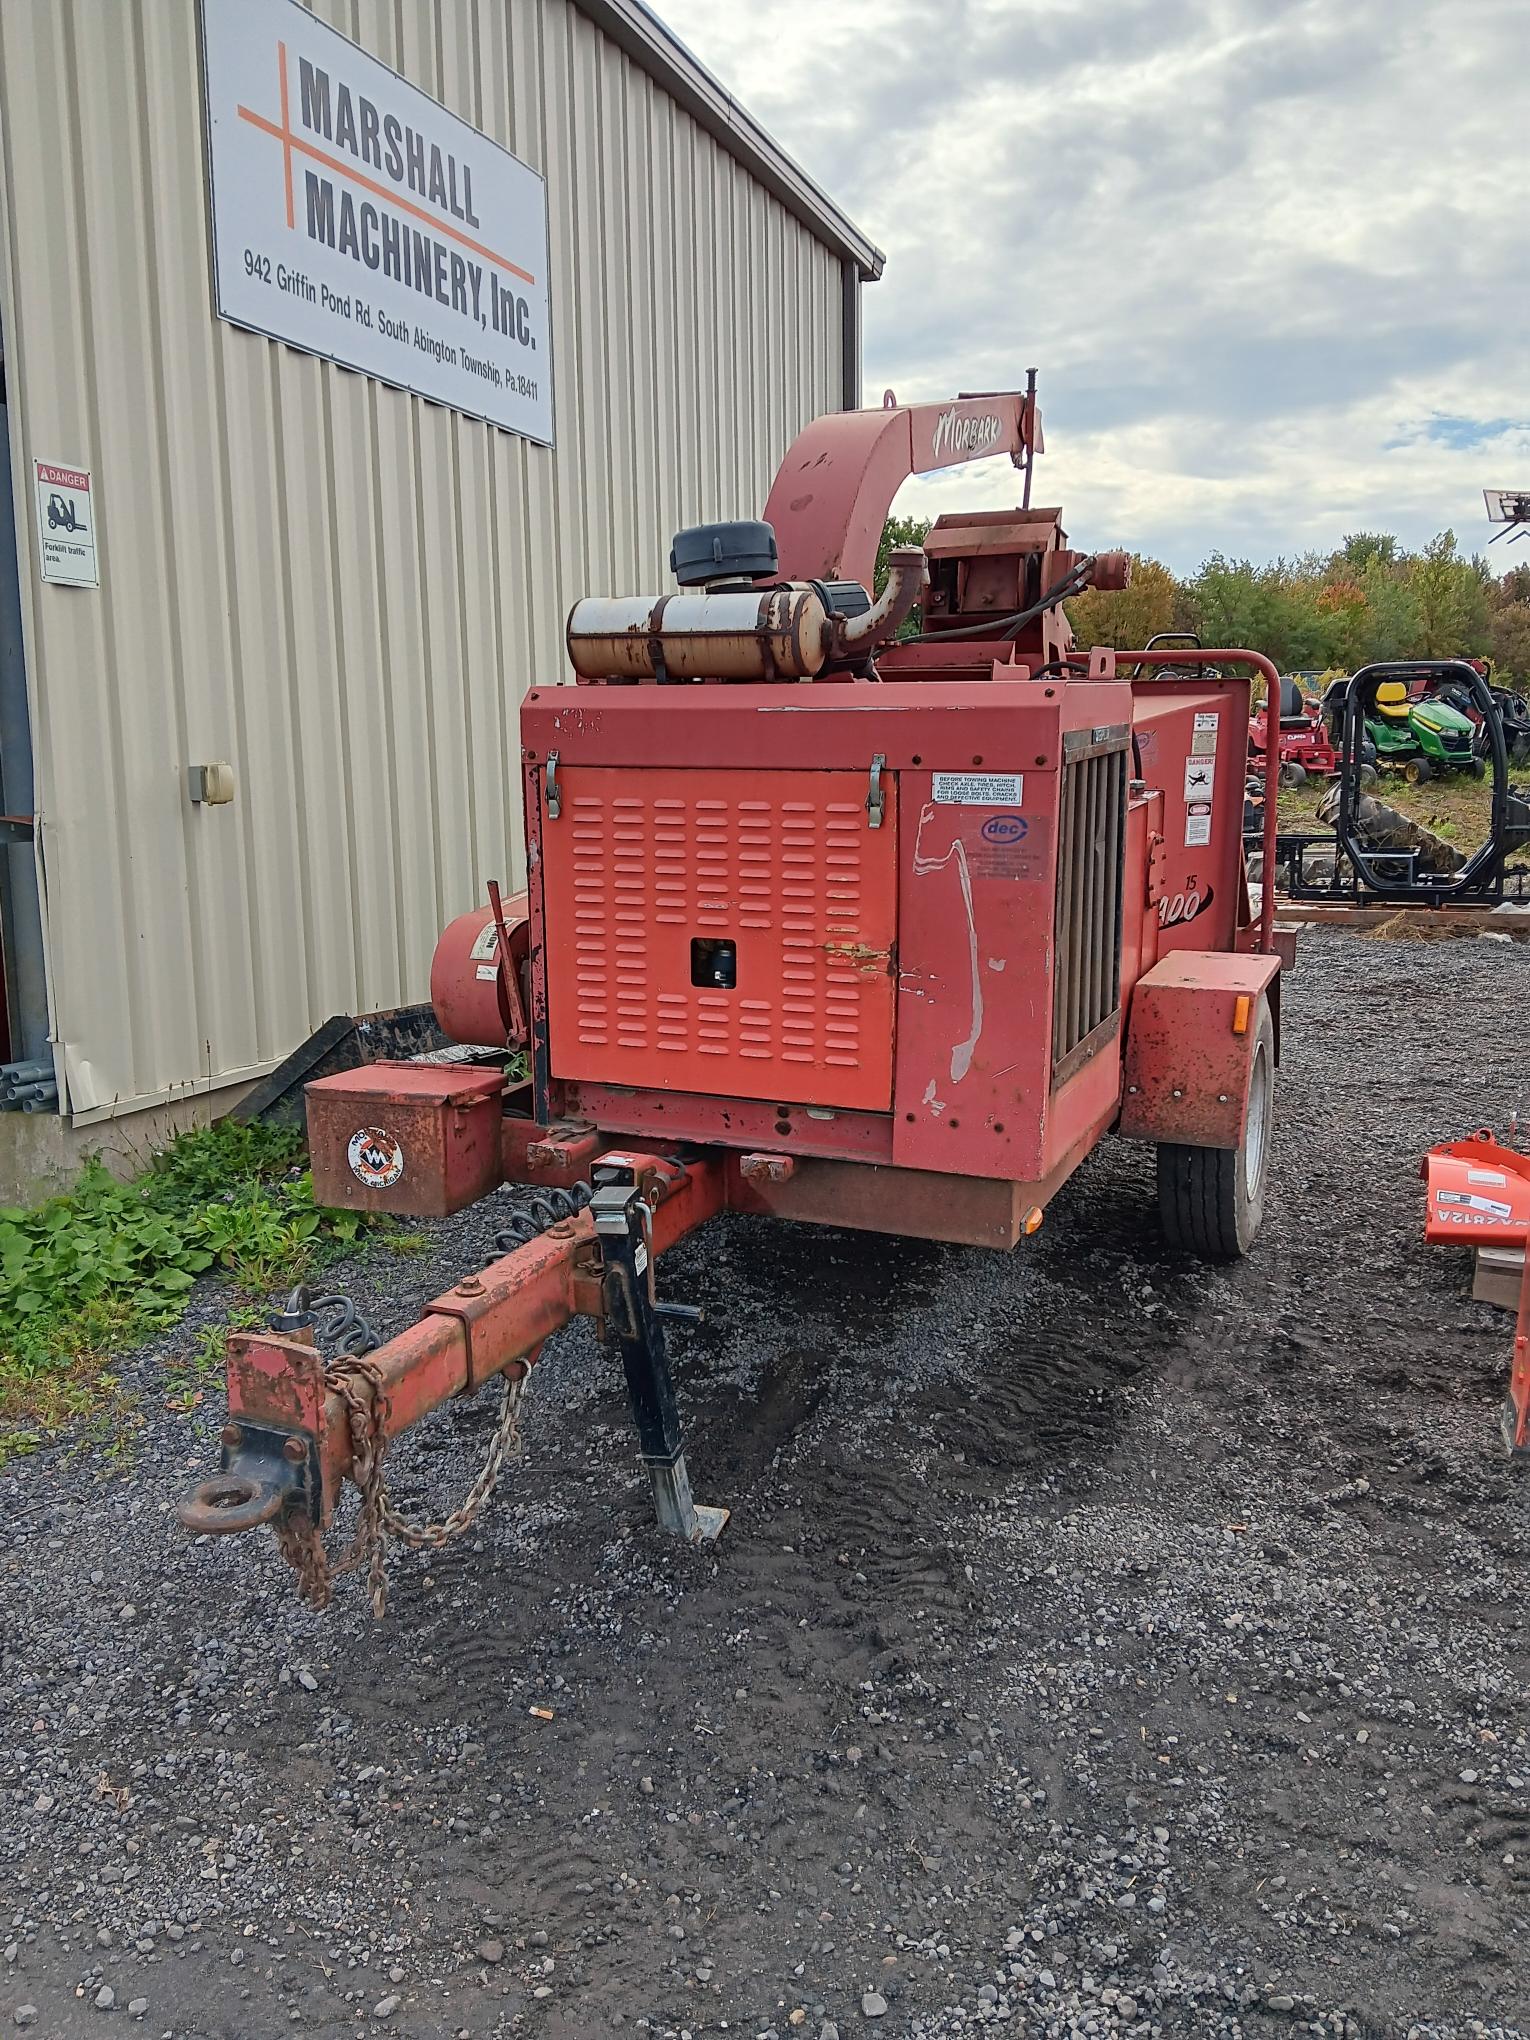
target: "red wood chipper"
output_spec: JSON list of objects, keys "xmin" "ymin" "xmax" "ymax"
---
[{"xmin": 180, "ymin": 387, "xmax": 1285, "ymax": 1599}]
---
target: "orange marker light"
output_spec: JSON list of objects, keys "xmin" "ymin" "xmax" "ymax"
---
[
  {"xmin": 1022, "ymin": 1205, "xmax": 1045, "ymax": 1236},
  {"xmin": 1232, "ymin": 993, "xmax": 1251, "ymax": 1036}
]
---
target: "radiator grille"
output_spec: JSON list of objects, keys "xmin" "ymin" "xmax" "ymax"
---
[{"xmin": 1052, "ymin": 735, "xmax": 1128, "ymax": 1075}]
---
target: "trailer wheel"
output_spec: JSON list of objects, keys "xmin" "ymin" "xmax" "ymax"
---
[{"xmin": 1156, "ymin": 1001, "xmax": 1275, "ymax": 1261}]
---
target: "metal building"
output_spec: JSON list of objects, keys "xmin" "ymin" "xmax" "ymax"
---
[{"xmin": 0, "ymin": 0, "xmax": 879, "ymax": 1177}]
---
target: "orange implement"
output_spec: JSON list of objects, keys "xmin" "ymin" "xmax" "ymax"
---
[{"xmin": 1422, "ymin": 1132, "xmax": 1530, "ymax": 1248}]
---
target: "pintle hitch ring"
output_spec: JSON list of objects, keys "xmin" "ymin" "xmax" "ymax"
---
[
  {"xmin": 178, "ymin": 1470, "xmax": 285, "ymax": 1537},
  {"xmin": 177, "ymin": 1419, "xmax": 321, "ymax": 1538}
]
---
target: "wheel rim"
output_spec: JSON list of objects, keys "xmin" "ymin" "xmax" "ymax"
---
[{"xmin": 1244, "ymin": 1046, "xmax": 1270, "ymax": 1201}]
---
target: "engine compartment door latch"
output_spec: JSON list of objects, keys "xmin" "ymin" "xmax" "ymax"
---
[{"xmin": 866, "ymin": 752, "xmax": 886, "ymax": 829}]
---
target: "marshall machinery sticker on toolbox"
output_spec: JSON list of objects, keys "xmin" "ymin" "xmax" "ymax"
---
[{"xmin": 201, "ymin": 0, "xmax": 553, "ymax": 445}]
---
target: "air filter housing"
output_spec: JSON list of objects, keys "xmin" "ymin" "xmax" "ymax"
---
[{"xmin": 670, "ymin": 520, "xmax": 779, "ymax": 587}]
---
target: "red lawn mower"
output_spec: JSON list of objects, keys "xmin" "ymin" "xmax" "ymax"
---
[{"xmin": 1247, "ymin": 675, "xmax": 1341, "ymax": 787}]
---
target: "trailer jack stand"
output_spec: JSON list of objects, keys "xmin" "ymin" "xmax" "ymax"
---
[{"xmin": 590, "ymin": 1166, "xmax": 728, "ymax": 1543}]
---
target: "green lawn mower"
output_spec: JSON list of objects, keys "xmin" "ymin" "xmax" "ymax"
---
[{"xmin": 1323, "ymin": 663, "xmax": 1483, "ymax": 783}]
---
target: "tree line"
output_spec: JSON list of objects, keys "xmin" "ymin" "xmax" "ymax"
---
[{"xmin": 877, "ymin": 518, "xmax": 1530, "ymax": 686}]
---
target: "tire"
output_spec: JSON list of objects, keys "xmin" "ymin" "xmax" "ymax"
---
[
  {"xmin": 1156, "ymin": 1001, "xmax": 1275, "ymax": 1261},
  {"xmin": 1404, "ymin": 757, "xmax": 1431, "ymax": 785},
  {"xmin": 1359, "ymin": 763, "xmax": 1379, "ymax": 790},
  {"xmin": 1470, "ymin": 758, "xmax": 1486, "ymax": 781},
  {"xmin": 1278, "ymin": 760, "xmax": 1307, "ymax": 788}
]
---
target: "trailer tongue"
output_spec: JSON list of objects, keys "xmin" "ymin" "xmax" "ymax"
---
[{"xmin": 180, "ymin": 384, "xmax": 1285, "ymax": 1606}]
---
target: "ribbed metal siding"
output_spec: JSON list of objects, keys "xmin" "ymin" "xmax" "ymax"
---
[
  {"xmin": 1051, "ymin": 735, "xmax": 1128, "ymax": 1076},
  {"xmin": 0, "ymin": 0, "xmax": 845, "ymax": 1120}
]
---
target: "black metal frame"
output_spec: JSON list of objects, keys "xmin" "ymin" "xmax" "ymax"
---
[{"xmin": 1283, "ymin": 661, "xmax": 1518, "ymax": 908}]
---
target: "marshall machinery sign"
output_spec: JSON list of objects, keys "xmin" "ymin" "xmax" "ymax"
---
[{"xmin": 200, "ymin": 0, "xmax": 554, "ymax": 445}]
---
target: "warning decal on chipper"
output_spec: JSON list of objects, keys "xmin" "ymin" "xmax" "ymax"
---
[
  {"xmin": 1184, "ymin": 751, "xmax": 1216, "ymax": 849},
  {"xmin": 348, "ymin": 1126, "xmax": 405, "ymax": 1189},
  {"xmin": 932, "ymin": 772, "xmax": 1023, "ymax": 805},
  {"xmin": 1436, "ymin": 1189, "xmax": 1514, "ymax": 1222},
  {"xmin": 1192, "ymin": 711, "xmax": 1221, "ymax": 757}
]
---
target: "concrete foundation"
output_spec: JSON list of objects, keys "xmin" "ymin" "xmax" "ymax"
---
[{"xmin": 0, "ymin": 1080, "xmax": 254, "ymax": 1205}]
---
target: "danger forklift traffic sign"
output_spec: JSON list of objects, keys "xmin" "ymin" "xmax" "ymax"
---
[{"xmin": 34, "ymin": 460, "xmax": 98, "ymax": 587}]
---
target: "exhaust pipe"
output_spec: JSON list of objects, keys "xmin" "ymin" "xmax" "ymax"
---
[{"xmin": 835, "ymin": 547, "xmax": 928, "ymax": 653}]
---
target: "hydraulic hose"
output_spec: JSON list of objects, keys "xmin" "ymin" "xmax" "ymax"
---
[
  {"xmin": 917, "ymin": 555, "xmax": 1100, "ymax": 644},
  {"xmin": 493, "ymin": 1179, "xmax": 594, "ymax": 1253}
]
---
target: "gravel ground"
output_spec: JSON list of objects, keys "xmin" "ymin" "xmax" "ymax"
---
[{"xmin": 3, "ymin": 930, "xmax": 1528, "ymax": 2040}]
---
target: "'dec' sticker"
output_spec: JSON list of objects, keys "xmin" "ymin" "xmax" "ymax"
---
[
  {"xmin": 348, "ymin": 1126, "xmax": 405, "ymax": 1190},
  {"xmin": 980, "ymin": 813, "xmax": 1027, "ymax": 847}
]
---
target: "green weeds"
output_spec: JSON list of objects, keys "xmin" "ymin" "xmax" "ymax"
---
[
  {"xmin": 0, "ymin": 1120, "xmax": 368, "ymax": 1438},
  {"xmin": 383, "ymin": 1229, "xmax": 432, "ymax": 1257}
]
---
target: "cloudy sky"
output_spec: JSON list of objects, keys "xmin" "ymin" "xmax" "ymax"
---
[{"xmin": 658, "ymin": 0, "xmax": 1529, "ymax": 575}]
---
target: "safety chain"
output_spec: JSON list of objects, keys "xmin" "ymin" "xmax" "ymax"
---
[
  {"xmin": 275, "ymin": 1356, "xmax": 526, "ymax": 1618},
  {"xmin": 272, "ymin": 1182, "xmax": 590, "ymax": 1617}
]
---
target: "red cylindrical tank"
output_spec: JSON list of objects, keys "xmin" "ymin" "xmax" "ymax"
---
[{"xmin": 431, "ymin": 897, "xmax": 530, "ymax": 1048}]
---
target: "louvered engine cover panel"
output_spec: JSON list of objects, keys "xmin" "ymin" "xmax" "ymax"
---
[{"xmin": 542, "ymin": 767, "xmax": 898, "ymax": 1110}]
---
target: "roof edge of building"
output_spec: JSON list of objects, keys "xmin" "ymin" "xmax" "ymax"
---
[{"xmin": 571, "ymin": 0, "xmax": 885, "ymax": 281}]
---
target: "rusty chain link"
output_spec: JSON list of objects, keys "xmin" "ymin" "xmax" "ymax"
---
[
  {"xmin": 274, "ymin": 1346, "xmax": 527, "ymax": 1619},
  {"xmin": 270, "ymin": 1182, "xmax": 590, "ymax": 1616}
]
